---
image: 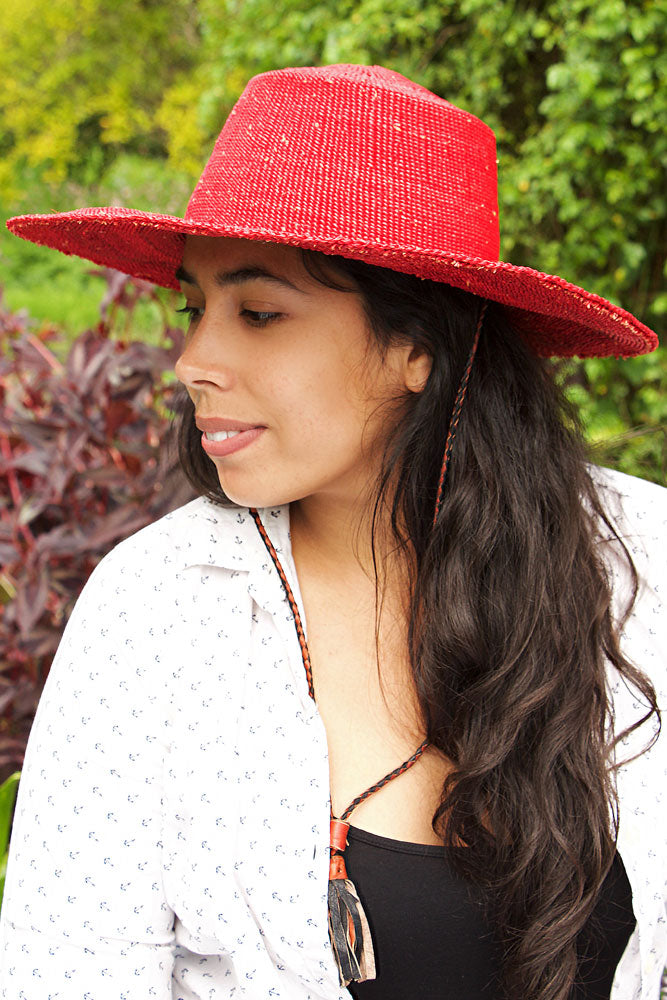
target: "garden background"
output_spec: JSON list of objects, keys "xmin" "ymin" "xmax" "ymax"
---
[{"xmin": 0, "ymin": 0, "xmax": 665, "ymax": 916}]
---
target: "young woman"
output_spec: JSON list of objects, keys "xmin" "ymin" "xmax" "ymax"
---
[{"xmin": 0, "ymin": 63, "xmax": 664, "ymax": 1000}]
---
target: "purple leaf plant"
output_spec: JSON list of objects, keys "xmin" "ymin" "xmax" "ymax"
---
[{"xmin": 0, "ymin": 271, "xmax": 198, "ymax": 783}]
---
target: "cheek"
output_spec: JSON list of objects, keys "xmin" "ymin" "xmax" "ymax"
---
[
  {"xmin": 291, "ymin": 393, "xmax": 385, "ymax": 488},
  {"xmin": 260, "ymin": 341, "xmax": 341, "ymax": 416},
  {"xmin": 250, "ymin": 311, "xmax": 385, "ymax": 465},
  {"xmin": 277, "ymin": 353, "xmax": 372, "ymax": 447}
]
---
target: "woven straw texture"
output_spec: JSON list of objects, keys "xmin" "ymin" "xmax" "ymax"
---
[{"xmin": 6, "ymin": 63, "xmax": 658, "ymax": 359}]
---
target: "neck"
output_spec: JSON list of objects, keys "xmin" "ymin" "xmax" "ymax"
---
[{"xmin": 289, "ymin": 488, "xmax": 408, "ymax": 589}]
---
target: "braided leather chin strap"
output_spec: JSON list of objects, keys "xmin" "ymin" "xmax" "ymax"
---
[{"xmin": 249, "ymin": 298, "xmax": 487, "ymax": 986}]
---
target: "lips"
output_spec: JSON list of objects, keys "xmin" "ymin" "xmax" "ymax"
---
[
  {"xmin": 195, "ymin": 416, "xmax": 264, "ymax": 432},
  {"xmin": 199, "ymin": 425, "xmax": 266, "ymax": 458}
]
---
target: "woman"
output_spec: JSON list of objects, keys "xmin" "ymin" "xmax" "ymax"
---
[{"xmin": 0, "ymin": 64, "xmax": 664, "ymax": 1000}]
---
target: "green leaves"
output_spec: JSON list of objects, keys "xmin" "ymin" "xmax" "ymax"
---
[
  {"xmin": 0, "ymin": 772, "xmax": 20, "ymax": 912},
  {"xmin": 555, "ymin": 352, "xmax": 667, "ymax": 482},
  {"xmin": 0, "ymin": 0, "xmax": 200, "ymax": 194}
]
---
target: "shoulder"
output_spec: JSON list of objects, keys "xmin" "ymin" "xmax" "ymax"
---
[
  {"xmin": 587, "ymin": 478, "xmax": 667, "ymax": 991},
  {"xmin": 587, "ymin": 463, "xmax": 666, "ymax": 602},
  {"xmin": 90, "ymin": 495, "xmax": 255, "ymax": 580},
  {"xmin": 588, "ymin": 464, "xmax": 666, "ymax": 544},
  {"xmin": 66, "ymin": 497, "xmax": 265, "ymax": 632},
  {"xmin": 587, "ymin": 465, "xmax": 666, "ymax": 602},
  {"xmin": 116, "ymin": 493, "xmax": 246, "ymax": 555},
  {"xmin": 588, "ymin": 465, "xmax": 665, "ymax": 691},
  {"xmin": 53, "ymin": 497, "xmax": 265, "ymax": 702},
  {"xmin": 589, "ymin": 467, "xmax": 665, "ymax": 742}
]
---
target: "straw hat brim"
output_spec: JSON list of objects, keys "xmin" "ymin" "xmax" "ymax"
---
[{"xmin": 6, "ymin": 206, "xmax": 658, "ymax": 359}]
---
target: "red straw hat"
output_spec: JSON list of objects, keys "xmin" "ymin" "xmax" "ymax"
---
[{"xmin": 6, "ymin": 63, "xmax": 658, "ymax": 358}]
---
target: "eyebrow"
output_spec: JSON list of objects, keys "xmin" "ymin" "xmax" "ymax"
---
[{"xmin": 175, "ymin": 264, "xmax": 309, "ymax": 294}]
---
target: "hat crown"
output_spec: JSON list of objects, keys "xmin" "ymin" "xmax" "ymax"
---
[{"xmin": 185, "ymin": 63, "xmax": 500, "ymax": 261}]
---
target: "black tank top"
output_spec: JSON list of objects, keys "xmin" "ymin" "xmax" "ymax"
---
[{"xmin": 344, "ymin": 824, "xmax": 635, "ymax": 1000}]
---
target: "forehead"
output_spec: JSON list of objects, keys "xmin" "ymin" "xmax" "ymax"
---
[
  {"xmin": 178, "ymin": 234, "xmax": 364, "ymax": 302},
  {"xmin": 181, "ymin": 234, "xmax": 309, "ymax": 280}
]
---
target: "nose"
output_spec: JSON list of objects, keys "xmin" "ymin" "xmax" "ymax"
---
[{"xmin": 173, "ymin": 317, "xmax": 235, "ymax": 391}]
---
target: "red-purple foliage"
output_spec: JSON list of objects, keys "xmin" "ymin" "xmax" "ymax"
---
[{"xmin": 0, "ymin": 272, "xmax": 198, "ymax": 783}]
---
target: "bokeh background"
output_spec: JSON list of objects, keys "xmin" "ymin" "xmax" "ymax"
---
[{"xmin": 0, "ymin": 0, "xmax": 666, "ymax": 911}]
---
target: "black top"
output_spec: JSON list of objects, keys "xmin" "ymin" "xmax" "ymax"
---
[{"xmin": 344, "ymin": 824, "xmax": 635, "ymax": 1000}]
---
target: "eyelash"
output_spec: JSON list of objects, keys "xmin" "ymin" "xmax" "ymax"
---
[{"xmin": 175, "ymin": 306, "xmax": 281, "ymax": 328}]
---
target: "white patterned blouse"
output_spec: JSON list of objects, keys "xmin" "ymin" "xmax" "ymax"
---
[{"xmin": 0, "ymin": 465, "xmax": 665, "ymax": 999}]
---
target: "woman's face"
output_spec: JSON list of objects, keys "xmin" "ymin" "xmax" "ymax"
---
[{"xmin": 174, "ymin": 235, "xmax": 429, "ymax": 510}]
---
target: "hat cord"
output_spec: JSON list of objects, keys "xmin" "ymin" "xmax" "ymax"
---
[
  {"xmin": 433, "ymin": 299, "xmax": 488, "ymax": 527},
  {"xmin": 249, "ymin": 298, "xmax": 487, "ymax": 986}
]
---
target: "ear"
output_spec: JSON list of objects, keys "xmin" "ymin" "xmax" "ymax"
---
[{"xmin": 403, "ymin": 343, "xmax": 433, "ymax": 393}]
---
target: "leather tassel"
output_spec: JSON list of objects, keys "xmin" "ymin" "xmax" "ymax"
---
[{"xmin": 327, "ymin": 819, "xmax": 377, "ymax": 986}]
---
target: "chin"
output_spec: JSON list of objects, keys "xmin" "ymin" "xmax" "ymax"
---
[{"xmin": 217, "ymin": 477, "xmax": 298, "ymax": 511}]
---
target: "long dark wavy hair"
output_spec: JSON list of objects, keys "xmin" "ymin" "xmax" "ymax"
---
[{"xmin": 172, "ymin": 249, "xmax": 660, "ymax": 1000}]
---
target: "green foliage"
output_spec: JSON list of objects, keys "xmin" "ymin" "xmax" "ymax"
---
[
  {"xmin": 501, "ymin": 0, "xmax": 666, "ymax": 329},
  {"xmin": 0, "ymin": 772, "xmax": 20, "ymax": 911},
  {"xmin": 556, "ymin": 354, "xmax": 667, "ymax": 483},
  {"xmin": 0, "ymin": 0, "xmax": 200, "ymax": 193}
]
